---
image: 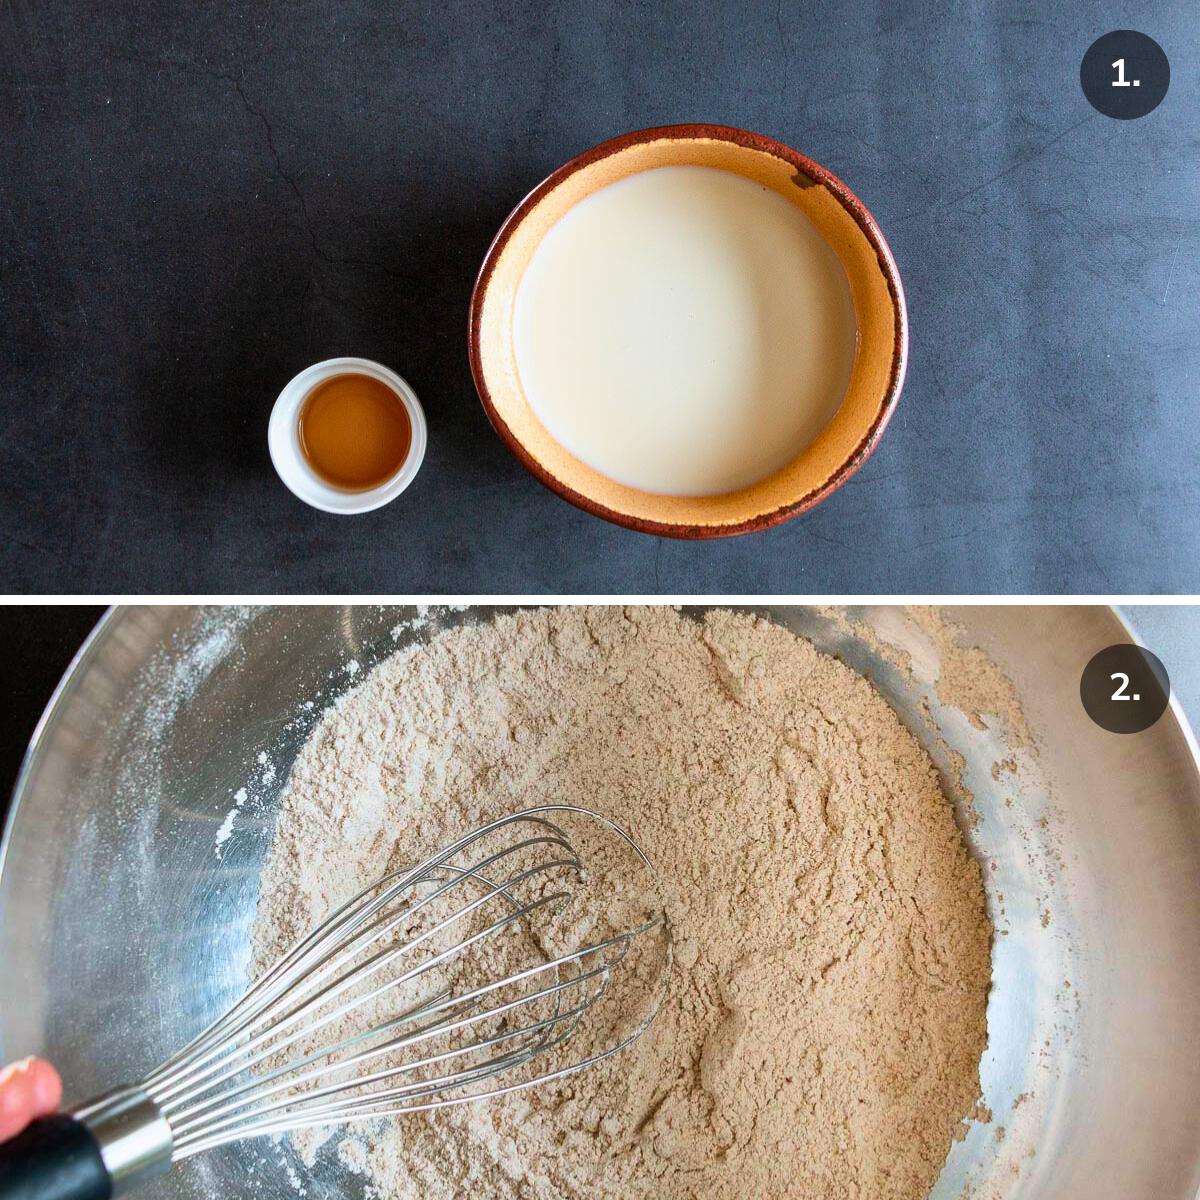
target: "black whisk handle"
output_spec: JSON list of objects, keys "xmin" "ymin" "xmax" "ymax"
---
[
  {"xmin": 0, "ymin": 1115, "xmax": 112, "ymax": 1200},
  {"xmin": 0, "ymin": 1087, "xmax": 171, "ymax": 1200}
]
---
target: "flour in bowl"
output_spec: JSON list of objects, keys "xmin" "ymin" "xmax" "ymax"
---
[{"xmin": 251, "ymin": 607, "xmax": 992, "ymax": 1199}]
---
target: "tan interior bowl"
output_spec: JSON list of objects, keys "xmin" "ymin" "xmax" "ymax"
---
[{"xmin": 468, "ymin": 124, "xmax": 908, "ymax": 538}]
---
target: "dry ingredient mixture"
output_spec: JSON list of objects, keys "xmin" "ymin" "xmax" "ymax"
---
[{"xmin": 251, "ymin": 607, "xmax": 993, "ymax": 1200}]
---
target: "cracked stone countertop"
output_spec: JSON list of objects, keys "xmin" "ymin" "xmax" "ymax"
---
[{"xmin": 1, "ymin": 2, "xmax": 1197, "ymax": 593}]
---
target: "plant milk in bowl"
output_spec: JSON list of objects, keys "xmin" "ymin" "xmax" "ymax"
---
[
  {"xmin": 470, "ymin": 126, "xmax": 907, "ymax": 537},
  {"xmin": 512, "ymin": 164, "xmax": 857, "ymax": 497}
]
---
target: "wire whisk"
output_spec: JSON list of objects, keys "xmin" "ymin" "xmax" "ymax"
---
[{"xmin": 0, "ymin": 806, "xmax": 670, "ymax": 1200}]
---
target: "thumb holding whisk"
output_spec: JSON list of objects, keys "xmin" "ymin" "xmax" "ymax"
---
[
  {"xmin": 0, "ymin": 806, "xmax": 671, "ymax": 1200},
  {"xmin": 0, "ymin": 1061, "xmax": 61, "ymax": 1143}
]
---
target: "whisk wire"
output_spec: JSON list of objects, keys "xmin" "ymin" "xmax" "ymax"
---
[
  {"xmin": 143, "ymin": 820, "xmax": 577, "ymax": 1090},
  {"xmin": 145, "ymin": 832, "xmax": 577, "ymax": 1101},
  {"xmin": 136, "ymin": 809, "xmax": 668, "ymax": 1163},
  {"xmin": 171, "ymin": 916, "xmax": 656, "ymax": 1157},
  {"xmin": 160, "ymin": 882, "xmax": 576, "ymax": 1126},
  {"xmin": 154, "ymin": 873, "xmax": 574, "ymax": 1116}
]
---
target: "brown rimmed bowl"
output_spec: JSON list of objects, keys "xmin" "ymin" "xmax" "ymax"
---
[{"xmin": 468, "ymin": 124, "xmax": 908, "ymax": 539}]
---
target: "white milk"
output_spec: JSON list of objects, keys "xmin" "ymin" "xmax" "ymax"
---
[{"xmin": 512, "ymin": 164, "xmax": 857, "ymax": 496}]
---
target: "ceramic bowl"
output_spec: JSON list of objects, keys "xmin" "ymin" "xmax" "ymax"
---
[
  {"xmin": 268, "ymin": 357, "xmax": 427, "ymax": 515},
  {"xmin": 469, "ymin": 124, "xmax": 908, "ymax": 539}
]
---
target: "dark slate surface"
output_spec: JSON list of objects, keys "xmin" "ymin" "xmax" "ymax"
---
[{"xmin": 2, "ymin": 2, "xmax": 1197, "ymax": 594}]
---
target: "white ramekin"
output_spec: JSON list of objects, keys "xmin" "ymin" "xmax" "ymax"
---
[{"xmin": 268, "ymin": 357, "xmax": 427, "ymax": 514}]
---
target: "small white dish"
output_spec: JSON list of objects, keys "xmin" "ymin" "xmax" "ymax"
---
[{"xmin": 268, "ymin": 357, "xmax": 427, "ymax": 514}]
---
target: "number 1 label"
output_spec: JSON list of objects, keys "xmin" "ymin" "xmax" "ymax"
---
[{"xmin": 1112, "ymin": 58, "xmax": 1140, "ymax": 87}]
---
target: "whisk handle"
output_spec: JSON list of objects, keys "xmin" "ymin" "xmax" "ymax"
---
[
  {"xmin": 0, "ymin": 1114, "xmax": 110, "ymax": 1200},
  {"xmin": 0, "ymin": 1087, "xmax": 171, "ymax": 1200}
]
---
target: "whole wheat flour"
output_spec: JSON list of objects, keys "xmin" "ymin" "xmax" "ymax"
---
[{"xmin": 251, "ymin": 607, "xmax": 993, "ymax": 1199}]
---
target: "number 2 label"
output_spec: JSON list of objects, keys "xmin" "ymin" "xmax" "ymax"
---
[{"xmin": 1110, "ymin": 672, "xmax": 1139, "ymax": 701}]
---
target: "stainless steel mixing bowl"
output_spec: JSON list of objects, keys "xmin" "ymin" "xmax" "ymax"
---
[{"xmin": 2, "ymin": 606, "xmax": 1199, "ymax": 1199}]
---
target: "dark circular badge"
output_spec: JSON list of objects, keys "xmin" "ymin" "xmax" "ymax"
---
[
  {"xmin": 1080, "ymin": 644, "xmax": 1170, "ymax": 734},
  {"xmin": 1080, "ymin": 31, "xmax": 1169, "ymax": 119}
]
